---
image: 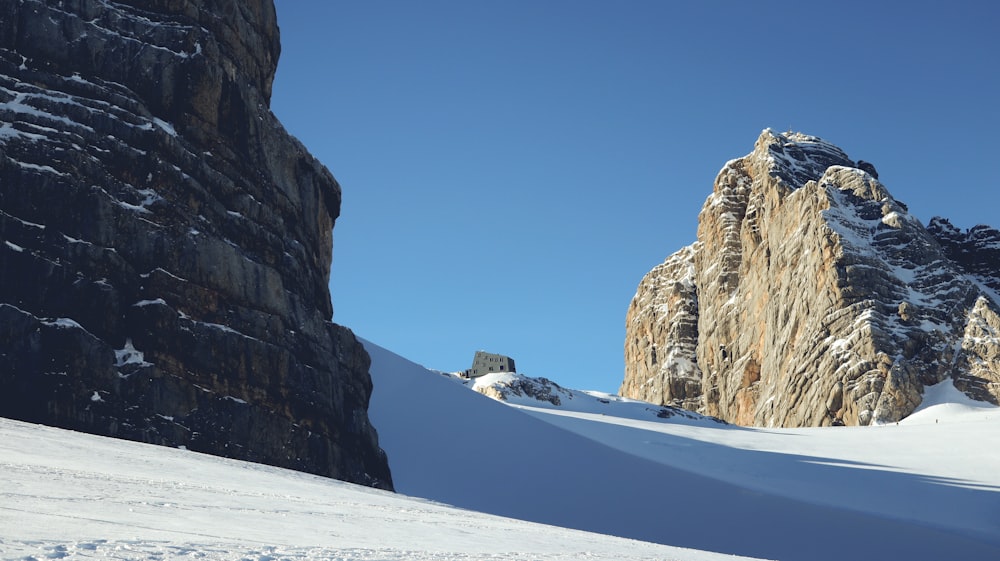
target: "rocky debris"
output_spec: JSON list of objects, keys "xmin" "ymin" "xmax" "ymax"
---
[
  {"xmin": 653, "ymin": 405, "xmax": 725, "ymax": 423},
  {"xmin": 621, "ymin": 130, "xmax": 1000, "ymax": 426},
  {"xmin": 0, "ymin": 0, "xmax": 392, "ymax": 488}
]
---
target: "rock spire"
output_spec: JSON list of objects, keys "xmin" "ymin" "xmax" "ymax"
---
[{"xmin": 621, "ymin": 130, "xmax": 1000, "ymax": 426}]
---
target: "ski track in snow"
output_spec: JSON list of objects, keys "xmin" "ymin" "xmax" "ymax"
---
[{"xmin": 2, "ymin": 541, "xmax": 618, "ymax": 561}]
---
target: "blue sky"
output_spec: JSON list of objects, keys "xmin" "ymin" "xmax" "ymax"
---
[{"xmin": 270, "ymin": 1, "xmax": 999, "ymax": 392}]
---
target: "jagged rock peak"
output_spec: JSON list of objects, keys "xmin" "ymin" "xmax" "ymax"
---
[
  {"xmin": 755, "ymin": 129, "xmax": 855, "ymax": 190},
  {"xmin": 0, "ymin": 0, "xmax": 392, "ymax": 488},
  {"xmin": 621, "ymin": 130, "xmax": 1000, "ymax": 427}
]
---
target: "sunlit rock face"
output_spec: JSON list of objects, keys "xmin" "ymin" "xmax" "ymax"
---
[
  {"xmin": 621, "ymin": 244, "xmax": 702, "ymax": 412},
  {"xmin": 0, "ymin": 0, "xmax": 392, "ymax": 488},
  {"xmin": 621, "ymin": 130, "xmax": 1000, "ymax": 427}
]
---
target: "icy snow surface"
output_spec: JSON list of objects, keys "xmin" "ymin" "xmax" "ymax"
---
[{"xmin": 366, "ymin": 340, "xmax": 1000, "ymax": 561}]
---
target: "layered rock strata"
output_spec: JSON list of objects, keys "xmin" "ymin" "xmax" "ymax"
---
[
  {"xmin": 622, "ymin": 130, "xmax": 1000, "ymax": 426},
  {"xmin": 0, "ymin": 0, "xmax": 392, "ymax": 488},
  {"xmin": 620, "ymin": 245, "xmax": 702, "ymax": 411}
]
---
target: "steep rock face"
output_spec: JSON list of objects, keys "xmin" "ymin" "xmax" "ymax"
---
[
  {"xmin": 0, "ymin": 0, "xmax": 392, "ymax": 488},
  {"xmin": 621, "ymin": 244, "xmax": 702, "ymax": 411},
  {"xmin": 621, "ymin": 130, "xmax": 1000, "ymax": 426},
  {"xmin": 928, "ymin": 218, "xmax": 1000, "ymax": 403},
  {"xmin": 927, "ymin": 218, "xmax": 1000, "ymax": 295}
]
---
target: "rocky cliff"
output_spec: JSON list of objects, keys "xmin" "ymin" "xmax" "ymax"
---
[
  {"xmin": 622, "ymin": 130, "xmax": 1000, "ymax": 427},
  {"xmin": 0, "ymin": 0, "xmax": 392, "ymax": 488}
]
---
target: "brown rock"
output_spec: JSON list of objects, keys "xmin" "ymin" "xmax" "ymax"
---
[
  {"xmin": 621, "ymin": 130, "xmax": 1000, "ymax": 426},
  {"xmin": 620, "ymin": 245, "xmax": 702, "ymax": 411}
]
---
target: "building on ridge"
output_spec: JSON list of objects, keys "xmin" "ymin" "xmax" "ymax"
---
[{"xmin": 464, "ymin": 351, "xmax": 516, "ymax": 378}]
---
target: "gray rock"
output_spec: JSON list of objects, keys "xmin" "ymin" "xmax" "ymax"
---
[
  {"xmin": 0, "ymin": 0, "xmax": 392, "ymax": 488},
  {"xmin": 474, "ymin": 375, "xmax": 566, "ymax": 406},
  {"xmin": 621, "ymin": 130, "xmax": 1000, "ymax": 426}
]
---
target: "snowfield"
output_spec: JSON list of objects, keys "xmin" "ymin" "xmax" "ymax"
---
[
  {"xmin": 0, "ymin": 419, "xmax": 750, "ymax": 561},
  {"xmin": 365, "ymin": 341, "xmax": 1000, "ymax": 561},
  {"xmin": 2, "ymin": 339, "xmax": 999, "ymax": 561}
]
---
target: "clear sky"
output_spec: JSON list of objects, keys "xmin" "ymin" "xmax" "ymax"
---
[{"xmin": 270, "ymin": 1, "xmax": 999, "ymax": 393}]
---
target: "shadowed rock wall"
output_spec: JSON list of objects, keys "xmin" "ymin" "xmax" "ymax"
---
[{"xmin": 0, "ymin": 0, "xmax": 392, "ymax": 488}]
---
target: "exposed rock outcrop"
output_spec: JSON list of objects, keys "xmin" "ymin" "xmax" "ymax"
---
[
  {"xmin": 621, "ymin": 130, "xmax": 1000, "ymax": 426},
  {"xmin": 462, "ymin": 370, "xmax": 721, "ymax": 423},
  {"xmin": 0, "ymin": 0, "xmax": 392, "ymax": 488}
]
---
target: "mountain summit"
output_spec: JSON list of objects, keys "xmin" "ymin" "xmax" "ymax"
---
[
  {"xmin": 621, "ymin": 130, "xmax": 1000, "ymax": 427},
  {"xmin": 0, "ymin": 0, "xmax": 391, "ymax": 487}
]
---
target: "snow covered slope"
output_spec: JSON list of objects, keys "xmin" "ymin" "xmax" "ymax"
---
[
  {"xmin": 4, "ymin": 341, "xmax": 998, "ymax": 561},
  {"xmin": 366, "ymin": 340, "xmax": 1000, "ymax": 561},
  {"xmin": 0, "ymin": 417, "xmax": 750, "ymax": 561}
]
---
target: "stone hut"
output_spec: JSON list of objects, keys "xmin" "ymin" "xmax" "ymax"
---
[{"xmin": 465, "ymin": 351, "xmax": 516, "ymax": 378}]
